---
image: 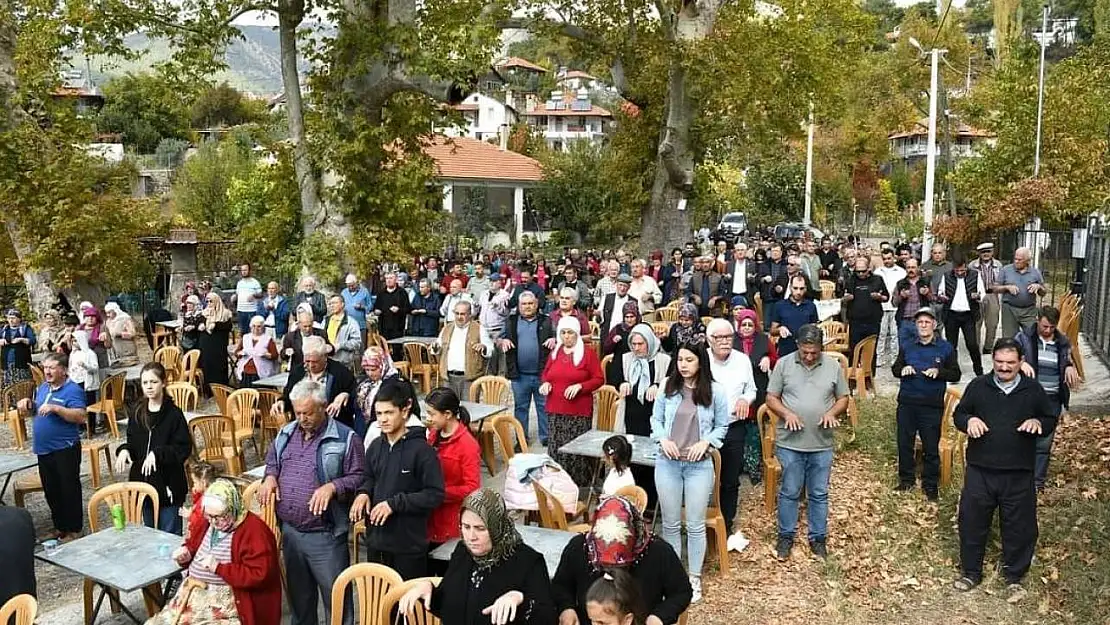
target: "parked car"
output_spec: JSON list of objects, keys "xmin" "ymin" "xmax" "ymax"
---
[
  {"xmin": 773, "ymin": 221, "xmax": 825, "ymax": 241},
  {"xmin": 712, "ymin": 212, "xmax": 748, "ymax": 242}
]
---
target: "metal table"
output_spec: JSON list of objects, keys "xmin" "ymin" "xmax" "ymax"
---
[
  {"xmin": 432, "ymin": 401, "xmax": 507, "ymax": 425},
  {"xmin": 156, "ymin": 319, "xmax": 183, "ymax": 330},
  {"xmin": 104, "ymin": 364, "xmax": 144, "ymax": 383},
  {"xmin": 560, "ymin": 430, "xmax": 658, "ymax": 467},
  {"xmin": 386, "ymin": 336, "xmax": 438, "ymax": 346},
  {"xmin": 0, "ymin": 452, "xmax": 37, "ymax": 505},
  {"xmin": 430, "ymin": 525, "xmax": 574, "ymax": 577},
  {"xmin": 35, "ymin": 525, "xmax": 183, "ymax": 624},
  {"xmin": 253, "ymin": 372, "xmax": 289, "ymax": 389}
]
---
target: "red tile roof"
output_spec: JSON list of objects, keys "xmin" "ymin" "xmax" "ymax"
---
[
  {"xmin": 557, "ymin": 70, "xmax": 598, "ymax": 82},
  {"xmin": 888, "ymin": 117, "xmax": 995, "ymax": 140},
  {"xmin": 496, "ymin": 57, "xmax": 549, "ymax": 73},
  {"xmin": 424, "ymin": 136, "xmax": 543, "ymax": 183}
]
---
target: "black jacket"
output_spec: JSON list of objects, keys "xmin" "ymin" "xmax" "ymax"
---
[
  {"xmin": 552, "ymin": 534, "xmax": 692, "ymax": 625},
  {"xmin": 432, "ymin": 541, "xmax": 557, "ymax": 625},
  {"xmin": 358, "ymin": 427, "xmax": 444, "ymax": 554},
  {"xmin": 0, "ymin": 506, "xmax": 36, "ymax": 606},
  {"xmin": 843, "ymin": 273, "xmax": 889, "ymax": 325},
  {"xmin": 373, "ymin": 287, "xmax": 412, "ymax": 338},
  {"xmin": 115, "ymin": 398, "xmax": 193, "ymax": 508},
  {"xmin": 502, "ymin": 313, "xmax": 554, "ymax": 379},
  {"xmin": 893, "ymin": 276, "xmax": 934, "ymax": 320},
  {"xmin": 954, "ymin": 374, "xmax": 1057, "ymax": 471},
  {"xmin": 282, "ymin": 359, "xmax": 358, "ymax": 427}
]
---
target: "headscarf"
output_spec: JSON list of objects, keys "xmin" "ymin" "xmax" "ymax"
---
[
  {"xmin": 585, "ymin": 496, "xmax": 651, "ymax": 569},
  {"xmin": 619, "ymin": 301, "xmax": 642, "ymax": 331},
  {"xmin": 103, "ymin": 302, "xmax": 133, "ymax": 335},
  {"xmin": 734, "ymin": 308, "xmax": 760, "ymax": 355},
  {"xmin": 41, "ymin": 309, "xmax": 59, "ymax": 326},
  {"xmin": 553, "ymin": 315, "xmax": 585, "ymax": 366},
  {"xmin": 462, "ymin": 488, "xmax": 522, "ymax": 571},
  {"xmin": 673, "ymin": 302, "xmax": 705, "ymax": 347},
  {"xmin": 82, "ymin": 307, "xmax": 104, "ymax": 346},
  {"xmin": 361, "ymin": 348, "xmax": 399, "ymax": 381},
  {"xmin": 204, "ymin": 294, "xmax": 232, "ymax": 330},
  {"xmin": 202, "ymin": 479, "xmax": 248, "ymax": 538},
  {"xmin": 624, "ymin": 323, "xmax": 658, "ymax": 403},
  {"xmin": 79, "ymin": 301, "xmax": 94, "ymax": 316}
]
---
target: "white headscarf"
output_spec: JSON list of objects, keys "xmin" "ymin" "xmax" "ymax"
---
[
  {"xmin": 624, "ymin": 323, "xmax": 659, "ymax": 403},
  {"xmin": 553, "ymin": 316, "xmax": 584, "ymax": 366}
]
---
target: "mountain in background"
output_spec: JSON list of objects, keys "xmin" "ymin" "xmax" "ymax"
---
[{"xmin": 81, "ymin": 25, "xmax": 287, "ymax": 95}]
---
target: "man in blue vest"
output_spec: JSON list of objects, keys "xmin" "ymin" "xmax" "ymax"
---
[{"xmin": 261, "ymin": 378, "xmax": 364, "ymax": 625}]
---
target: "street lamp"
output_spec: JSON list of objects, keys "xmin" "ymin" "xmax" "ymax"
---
[
  {"xmin": 908, "ymin": 37, "xmax": 946, "ymax": 262},
  {"xmin": 803, "ymin": 101, "xmax": 815, "ymax": 227}
]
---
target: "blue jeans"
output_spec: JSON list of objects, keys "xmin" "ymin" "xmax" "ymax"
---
[
  {"xmin": 1034, "ymin": 396, "xmax": 1063, "ymax": 488},
  {"xmin": 237, "ymin": 311, "xmax": 254, "ymax": 335},
  {"xmin": 655, "ymin": 455, "xmax": 715, "ymax": 576},
  {"xmin": 142, "ymin": 499, "xmax": 183, "ymax": 535},
  {"xmin": 776, "ymin": 446, "xmax": 834, "ymax": 542},
  {"xmin": 512, "ymin": 373, "xmax": 548, "ymax": 443}
]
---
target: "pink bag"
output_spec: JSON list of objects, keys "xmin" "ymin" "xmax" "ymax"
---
[{"xmin": 502, "ymin": 455, "xmax": 581, "ymax": 514}]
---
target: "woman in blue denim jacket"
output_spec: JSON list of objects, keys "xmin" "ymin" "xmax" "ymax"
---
[{"xmin": 649, "ymin": 341, "xmax": 729, "ymax": 603}]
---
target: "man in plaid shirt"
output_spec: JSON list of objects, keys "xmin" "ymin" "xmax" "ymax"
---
[{"xmin": 893, "ymin": 258, "xmax": 934, "ymax": 349}]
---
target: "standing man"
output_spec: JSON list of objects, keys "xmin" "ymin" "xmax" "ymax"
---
[
  {"xmin": 593, "ymin": 260, "xmax": 621, "ymax": 301},
  {"xmin": 341, "ymin": 273, "xmax": 373, "ymax": 346},
  {"xmin": 705, "ymin": 318, "xmax": 758, "ymax": 548},
  {"xmin": 724, "ymin": 243, "xmax": 752, "ymax": 309},
  {"xmin": 921, "ymin": 244, "xmax": 953, "ymax": 337},
  {"xmin": 818, "ymin": 238, "xmax": 842, "ymax": 280},
  {"xmin": 326, "ymin": 295, "xmax": 364, "ymax": 374},
  {"xmin": 1014, "ymin": 306, "xmax": 1081, "ymax": 490},
  {"xmin": 952, "ymin": 338, "xmax": 1056, "ymax": 598},
  {"xmin": 687, "ymin": 255, "xmax": 725, "ymax": 317},
  {"xmin": 769, "ymin": 275, "xmax": 819, "ymax": 357},
  {"xmin": 799, "ymin": 239, "xmax": 822, "ymax": 288},
  {"xmin": 507, "ymin": 267, "xmax": 546, "ymax": 312},
  {"xmin": 893, "ymin": 259, "xmax": 932, "ymax": 348},
  {"xmin": 18, "ymin": 353, "xmax": 85, "ymax": 541},
  {"xmin": 466, "ymin": 262, "xmax": 491, "ymax": 303},
  {"xmin": 873, "ymin": 249, "xmax": 907, "ymax": 367},
  {"xmin": 598, "ymin": 274, "xmax": 634, "ymax": 332},
  {"xmin": 261, "ymin": 378, "xmax": 363, "ymax": 625},
  {"xmin": 891, "ymin": 307, "xmax": 960, "ymax": 500},
  {"xmin": 275, "ymin": 336, "xmax": 358, "ymax": 427},
  {"xmin": 560, "ymin": 265, "xmax": 592, "ymax": 311},
  {"xmin": 408, "ymin": 279, "xmax": 442, "ymax": 338},
  {"xmin": 501, "ymin": 292, "xmax": 553, "ymax": 446},
  {"xmin": 422, "ymin": 256, "xmax": 443, "ymax": 291},
  {"xmin": 294, "ymin": 276, "xmax": 328, "ymax": 326},
  {"xmin": 438, "ymin": 279, "xmax": 472, "ymax": 321},
  {"xmin": 548, "ymin": 287, "xmax": 591, "ymax": 344},
  {"xmin": 477, "ymin": 274, "xmax": 511, "ymax": 375},
  {"xmin": 766, "ymin": 325, "xmax": 849, "ymax": 560},
  {"xmin": 969, "ymin": 242, "xmax": 1003, "ymax": 352},
  {"xmin": 842, "ymin": 256, "xmax": 889, "ymax": 374},
  {"xmin": 440, "ymin": 263, "xmax": 470, "ymax": 294},
  {"xmin": 349, "ymin": 380, "xmax": 444, "ymax": 579},
  {"xmin": 436, "ymin": 301, "xmax": 494, "ymax": 400},
  {"xmin": 936, "ymin": 259, "xmax": 986, "ymax": 376},
  {"xmin": 628, "ymin": 258, "xmax": 663, "ymax": 318},
  {"xmin": 373, "ymin": 272, "xmax": 411, "ymax": 359},
  {"xmin": 258, "ymin": 281, "xmax": 290, "ymax": 340},
  {"xmin": 233, "ymin": 262, "xmax": 264, "ymax": 335},
  {"xmin": 995, "ymin": 247, "xmax": 1045, "ymax": 340}
]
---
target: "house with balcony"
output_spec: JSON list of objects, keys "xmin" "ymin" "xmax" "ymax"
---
[
  {"xmin": 888, "ymin": 118, "xmax": 996, "ymax": 165},
  {"xmin": 437, "ymin": 92, "xmax": 518, "ymax": 142},
  {"xmin": 521, "ymin": 89, "xmax": 613, "ymax": 152},
  {"xmin": 492, "ymin": 57, "xmax": 549, "ymax": 95}
]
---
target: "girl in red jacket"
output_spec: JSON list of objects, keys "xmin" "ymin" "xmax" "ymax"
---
[
  {"xmin": 151, "ymin": 479, "xmax": 282, "ymax": 625},
  {"xmin": 424, "ymin": 387, "xmax": 481, "ymax": 573}
]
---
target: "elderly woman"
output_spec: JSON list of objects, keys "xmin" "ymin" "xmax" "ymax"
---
[
  {"xmin": 553, "ymin": 496, "xmax": 692, "ymax": 625},
  {"xmin": 399, "ymin": 489, "xmax": 557, "ymax": 625},
  {"xmin": 660, "ymin": 303, "xmax": 705, "ymax": 355},
  {"xmin": 603, "ymin": 302, "xmax": 642, "ymax": 358},
  {"xmin": 103, "ymin": 302, "xmax": 139, "ymax": 366},
  {"xmin": 540, "ymin": 316, "xmax": 604, "ymax": 487},
  {"xmin": 0, "ymin": 309, "xmax": 37, "ymax": 385},
  {"xmin": 180, "ymin": 295, "xmax": 205, "ymax": 353},
  {"xmin": 325, "ymin": 294, "xmax": 363, "ymax": 373},
  {"xmin": 38, "ymin": 310, "xmax": 68, "ymax": 354},
  {"xmin": 354, "ymin": 346, "xmax": 420, "ymax": 441},
  {"xmin": 232, "ymin": 316, "xmax": 279, "ymax": 387},
  {"xmin": 180, "ymin": 281, "xmax": 199, "ymax": 315},
  {"xmin": 199, "ymin": 292, "xmax": 234, "ymax": 392},
  {"xmin": 732, "ymin": 307, "xmax": 776, "ymax": 485},
  {"xmin": 151, "ymin": 480, "xmax": 282, "ymax": 625},
  {"xmin": 82, "ymin": 307, "xmax": 112, "ymax": 373}
]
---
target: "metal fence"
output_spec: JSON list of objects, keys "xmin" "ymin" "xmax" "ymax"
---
[
  {"xmin": 991, "ymin": 228, "xmax": 1078, "ymax": 307},
  {"xmin": 1083, "ymin": 222, "xmax": 1110, "ymax": 368}
]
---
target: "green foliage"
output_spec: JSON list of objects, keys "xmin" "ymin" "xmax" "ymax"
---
[
  {"xmin": 172, "ymin": 137, "xmax": 255, "ymax": 235},
  {"xmin": 531, "ymin": 141, "xmax": 636, "ymax": 242},
  {"xmin": 97, "ymin": 72, "xmax": 192, "ymax": 152},
  {"xmin": 742, "ymin": 157, "xmax": 806, "ymax": 224},
  {"xmin": 874, "ymin": 178, "xmax": 899, "ymax": 221},
  {"xmin": 190, "ymin": 81, "xmax": 265, "ymax": 129},
  {"xmin": 154, "ymin": 137, "xmax": 190, "ymax": 169}
]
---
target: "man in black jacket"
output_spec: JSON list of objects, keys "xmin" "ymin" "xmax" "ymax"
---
[
  {"xmin": 842, "ymin": 256, "xmax": 889, "ymax": 375},
  {"xmin": 935, "ymin": 259, "xmax": 985, "ymax": 376},
  {"xmin": 500, "ymin": 292, "xmax": 554, "ymax": 445},
  {"xmin": 0, "ymin": 506, "xmax": 36, "ymax": 607},
  {"xmin": 952, "ymin": 338, "xmax": 1056, "ymax": 597},
  {"xmin": 349, "ymin": 380, "xmax": 444, "ymax": 580},
  {"xmin": 373, "ymin": 271, "xmax": 412, "ymax": 360},
  {"xmin": 274, "ymin": 336, "xmax": 357, "ymax": 428}
]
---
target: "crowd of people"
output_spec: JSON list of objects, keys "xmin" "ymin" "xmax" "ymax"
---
[{"xmin": 0, "ymin": 229, "xmax": 1083, "ymax": 622}]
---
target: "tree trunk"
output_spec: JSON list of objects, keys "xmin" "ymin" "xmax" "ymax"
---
[
  {"xmin": 0, "ymin": 7, "xmax": 16, "ymax": 133},
  {"xmin": 5, "ymin": 220, "xmax": 57, "ymax": 316},
  {"xmin": 643, "ymin": 56, "xmax": 694, "ymax": 252},
  {"xmin": 277, "ymin": 0, "xmax": 322, "ymax": 239}
]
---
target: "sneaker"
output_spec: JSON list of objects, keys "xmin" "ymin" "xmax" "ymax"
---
[
  {"xmin": 689, "ymin": 575, "xmax": 702, "ymax": 603},
  {"xmin": 775, "ymin": 536, "xmax": 793, "ymax": 560},
  {"xmin": 894, "ymin": 482, "xmax": 915, "ymax": 492},
  {"xmin": 726, "ymin": 530, "xmax": 750, "ymax": 553},
  {"xmin": 809, "ymin": 538, "xmax": 828, "ymax": 559}
]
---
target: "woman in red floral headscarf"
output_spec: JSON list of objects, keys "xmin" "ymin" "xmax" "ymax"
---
[{"xmin": 552, "ymin": 496, "xmax": 692, "ymax": 625}]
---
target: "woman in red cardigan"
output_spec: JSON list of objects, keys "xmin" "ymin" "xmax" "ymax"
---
[
  {"xmin": 424, "ymin": 386, "xmax": 481, "ymax": 572},
  {"xmin": 540, "ymin": 316, "xmax": 604, "ymax": 487},
  {"xmin": 151, "ymin": 479, "xmax": 282, "ymax": 625}
]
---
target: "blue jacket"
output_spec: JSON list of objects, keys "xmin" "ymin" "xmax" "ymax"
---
[
  {"xmin": 408, "ymin": 291, "xmax": 442, "ymax": 337},
  {"xmin": 341, "ymin": 286, "xmax": 374, "ymax": 330},
  {"xmin": 272, "ymin": 418, "xmax": 358, "ymax": 538},
  {"xmin": 650, "ymin": 381, "xmax": 731, "ymax": 450},
  {"xmin": 1015, "ymin": 326, "xmax": 1073, "ymax": 408},
  {"xmin": 891, "ymin": 335, "xmax": 960, "ymax": 408},
  {"xmin": 256, "ymin": 296, "xmax": 290, "ymax": 338}
]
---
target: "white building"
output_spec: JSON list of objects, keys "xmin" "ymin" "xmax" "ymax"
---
[
  {"xmin": 438, "ymin": 92, "xmax": 518, "ymax": 142},
  {"xmin": 521, "ymin": 88, "xmax": 613, "ymax": 152},
  {"xmin": 888, "ymin": 118, "xmax": 996, "ymax": 164},
  {"xmin": 554, "ymin": 70, "xmax": 602, "ymax": 93}
]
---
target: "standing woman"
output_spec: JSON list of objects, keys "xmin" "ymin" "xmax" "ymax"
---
[
  {"xmin": 650, "ymin": 342, "xmax": 729, "ymax": 603},
  {"xmin": 179, "ymin": 281, "xmax": 198, "ymax": 315},
  {"xmin": 399, "ymin": 488, "xmax": 557, "ymax": 625},
  {"xmin": 0, "ymin": 309, "xmax": 36, "ymax": 385},
  {"xmin": 103, "ymin": 302, "xmax": 139, "ymax": 366},
  {"xmin": 660, "ymin": 248, "xmax": 685, "ymax": 304},
  {"xmin": 424, "ymin": 387, "xmax": 481, "ymax": 573},
  {"xmin": 603, "ymin": 302, "xmax": 642, "ymax": 358},
  {"xmin": 179, "ymin": 295, "xmax": 204, "ymax": 353},
  {"xmin": 112, "ymin": 362, "xmax": 193, "ymax": 533},
  {"xmin": 661, "ymin": 304, "xmax": 705, "ymax": 355},
  {"xmin": 233, "ymin": 315, "xmax": 279, "ymax": 387},
  {"xmin": 199, "ymin": 292, "xmax": 233, "ymax": 392},
  {"xmin": 83, "ymin": 307, "xmax": 112, "ymax": 371},
  {"xmin": 354, "ymin": 346, "xmax": 421, "ymax": 440},
  {"xmin": 731, "ymin": 308, "xmax": 777, "ymax": 485},
  {"xmin": 540, "ymin": 317, "xmax": 604, "ymax": 487},
  {"xmin": 38, "ymin": 310, "xmax": 67, "ymax": 354}
]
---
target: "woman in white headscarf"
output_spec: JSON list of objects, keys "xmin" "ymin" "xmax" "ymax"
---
[
  {"xmin": 540, "ymin": 316, "xmax": 604, "ymax": 487},
  {"xmin": 104, "ymin": 302, "xmax": 139, "ymax": 366},
  {"xmin": 232, "ymin": 315, "xmax": 279, "ymax": 387}
]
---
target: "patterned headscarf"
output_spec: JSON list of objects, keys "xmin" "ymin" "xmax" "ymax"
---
[
  {"xmin": 202, "ymin": 479, "xmax": 248, "ymax": 538},
  {"xmin": 673, "ymin": 303, "xmax": 705, "ymax": 347},
  {"xmin": 462, "ymin": 488, "xmax": 522, "ymax": 571},
  {"xmin": 585, "ymin": 496, "xmax": 651, "ymax": 569}
]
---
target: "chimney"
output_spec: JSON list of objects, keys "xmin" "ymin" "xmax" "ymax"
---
[
  {"xmin": 505, "ymin": 89, "xmax": 514, "ymax": 110},
  {"xmin": 525, "ymin": 94, "xmax": 537, "ymax": 111},
  {"xmin": 499, "ymin": 124, "xmax": 509, "ymax": 151}
]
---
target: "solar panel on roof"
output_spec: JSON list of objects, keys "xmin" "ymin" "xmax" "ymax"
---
[
  {"xmin": 545, "ymin": 101, "xmax": 557, "ymax": 110},
  {"xmin": 571, "ymin": 101, "xmax": 591, "ymax": 111}
]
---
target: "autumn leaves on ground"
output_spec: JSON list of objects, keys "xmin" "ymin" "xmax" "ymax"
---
[{"xmin": 689, "ymin": 397, "xmax": 1110, "ymax": 625}]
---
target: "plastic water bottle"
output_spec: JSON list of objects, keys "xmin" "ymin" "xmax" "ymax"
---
[{"xmin": 111, "ymin": 503, "xmax": 125, "ymax": 530}]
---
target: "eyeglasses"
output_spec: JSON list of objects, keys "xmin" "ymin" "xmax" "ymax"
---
[{"xmin": 709, "ymin": 334, "xmax": 733, "ymax": 341}]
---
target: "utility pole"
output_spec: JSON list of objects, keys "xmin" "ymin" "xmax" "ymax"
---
[
  {"xmin": 803, "ymin": 102, "xmax": 815, "ymax": 227},
  {"xmin": 921, "ymin": 47, "xmax": 942, "ymax": 261},
  {"xmin": 1027, "ymin": 4, "xmax": 1050, "ymax": 265}
]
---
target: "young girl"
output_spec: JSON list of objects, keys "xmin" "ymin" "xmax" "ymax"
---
[
  {"xmin": 601, "ymin": 435, "xmax": 635, "ymax": 496},
  {"xmin": 586, "ymin": 569, "xmax": 645, "ymax": 625},
  {"xmin": 183, "ymin": 461, "xmax": 221, "ymax": 548}
]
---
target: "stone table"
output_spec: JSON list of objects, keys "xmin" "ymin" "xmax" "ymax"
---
[
  {"xmin": 386, "ymin": 336, "xmax": 438, "ymax": 346},
  {"xmin": 253, "ymin": 372, "xmax": 289, "ymax": 389},
  {"xmin": 430, "ymin": 525, "xmax": 574, "ymax": 577},
  {"xmin": 0, "ymin": 451, "xmax": 37, "ymax": 504}
]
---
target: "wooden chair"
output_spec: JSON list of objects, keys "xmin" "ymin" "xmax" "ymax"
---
[
  {"xmin": 330, "ymin": 563, "xmax": 404, "ymax": 625},
  {"xmin": 533, "ymin": 480, "xmax": 590, "ymax": 533},
  {"xmin": 650, "ymin": 321, "xmax": 672, "ymax": 338},
  {"xmin": 818, "ymin": 280, "xmax": 837, "ymax": 300},
  {"xmin": 752, "ymin": 293, "xmax": 763, "ymax": 328},
  {"xmin": 468, "ymin": 375, "xmax": 513, "ymax": 475},
  {"xmin": 677, "ymin": 611, "xmax": 688, "ymax": 625},
  {"xmin": 613, "ymin": 484, "xmax": 648, "ymax": 513},
  {"xmin": 153, "ymin": 346, "xmax": 183, "ymax": 382},
  {"xmin": 166, "ymin": 382, "xmax": 199, "ymax": 411},
  {"xmin": 819, "ymin": 319, "xmax": 850, "ymax": 353},
  {"xmin": 404, "ymin": 342, "xmax": 437, "ymax": 393},
  {"xmin": 594, "ymin": 385, "xmax": 620, "ymax": 432},
  {"xmin": 380, "ymin": 578, "xmax": 442, "ymax": 625},
  {"xmin": 13, "ymin": 471, "xmax": 43, "ymax": 508},
  {"xmin": 210, "ymin": 383, "xmax": 234, "ymax": 416},
  {"xmin": 87, "ymin": 482, "xmax": 162, "ymax": 620},
  {"xmin": 1, "ymin": 380, "xmax": 35, "ymax": 449},
  {"xmin": 257, "ymin": 389, "xmax": 285, "ymax": 451},
  {"xmin": 243, "ymin": 479, "xmax": 284, "ymax": 588},
  {"xmin": 86, "ymin": 372, "xmax": 126, "ymax": 439},
  {"xmin": 756, "ymin": 404, "xmax": 781, "ymax": 510},
  {"xmin": 599, "ymin": 354, "xmax": 613, "ymax": 383},
  {"xmin": 938, "ymin": 387, "xmax": 964, "ymax": 488},
  {"xmin": 655, "ymin": 307, "xmax": 679, "ymax": 322},
  {"xmin": 225, "ymin": 388, "xmax": 261, "ymax": 460},
  {"xmin": 190, "ymin": 415, "xmax": 244, "ymax": 474},
  {"xmin": 0, "ymin": 594, "xmax": 37, "ymax": 625},
  {"xmin": 152, "ymin": 322, "xmax": 177, "ymax": 351},
  {"xmin": 685, "ymin": 448, "xmax": 728, "ymax": 570},
  {"xmin": 847, "ymin": 335, "xmax": 877, "ymax": 399},
  {"xmin": 29, "ymin": 364, "xmax": 44, "ymax": 388},
  {"xmin": 181, "ymin": 349, "xmax": 204, "ymax": 388}
]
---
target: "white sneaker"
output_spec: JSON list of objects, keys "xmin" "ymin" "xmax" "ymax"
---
[
  {"xmin": 726, "ymin": 530, "xmax": 750, "ymax": 553},
  {"xmin": 689, "ymin": 575, "xmax": 702, "ymax": 603}
]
